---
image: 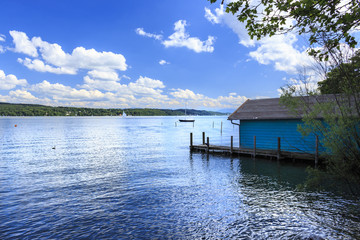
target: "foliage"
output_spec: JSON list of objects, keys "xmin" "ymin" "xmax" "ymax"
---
[
  {"xmin": 318, "ymin": 50, "xmax": 360, "ymax": 94},
  {"xmin": 208, "ymin": 0, "xmax": 360, "ymax": 60},
  {"xmin": 280, "ymin": 87, "xmax": 360, "ymax": 194},
  {"xmin": 0, "ymin": 103, "xmax": 225, "ymax": 117}
]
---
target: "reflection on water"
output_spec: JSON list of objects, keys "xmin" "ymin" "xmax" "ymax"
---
[{"xmin": 0, "ymin": 116, "xmax": 359, "ymax": 239}]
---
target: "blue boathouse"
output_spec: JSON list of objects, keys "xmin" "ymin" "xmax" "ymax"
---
[{"xmin": 228, "ymin": 97, "xmax": 322, "ymax": 155}]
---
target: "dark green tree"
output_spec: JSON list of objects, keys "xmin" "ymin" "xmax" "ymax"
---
[{"xmin": 318, "ymin": 50, "xmax": 360, "ymax": 94}]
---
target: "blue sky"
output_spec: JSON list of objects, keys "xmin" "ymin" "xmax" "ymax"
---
[{"xmin": 0, "ymin": 0, "xmax": 348, "ymax": 110}]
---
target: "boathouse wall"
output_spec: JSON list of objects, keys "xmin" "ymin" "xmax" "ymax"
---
[{"xmin": 240, "ymin": 119, "xmax": 324, "ymax": 154}]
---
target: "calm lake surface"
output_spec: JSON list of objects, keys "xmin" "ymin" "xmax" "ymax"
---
[{"xmin": 1, "ymin": 116, "xmax": 359, "ymax": 239}]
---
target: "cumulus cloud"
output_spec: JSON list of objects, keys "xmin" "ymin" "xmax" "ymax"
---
[
  {"xmin": 0, "ymin": 69, "xmax": 247, "ymax": 110},
  {"xmin": 81, "ymin": 75, "xmax": 126, "ymax": 92},
  {"xmin": 9, "ymin": 30, "xmax": 128, "ymax": 75},
  {"xmin": 249, "ymin": 34, "xmax": 315, "ymax": 74},
  {"xmin": 205, "ymin": 6, "xmax": 316, "ymax": 74},
  {"xmin": 80, "ymin": 75, "xmax": 166, "ymax": 100},
  {"xmin": 205, "ymin": 5, "xmax": 254, "ymax": 47},
  {"xmin": 18, "ymin": 58, "xmax": 77, "ymax": 74},
  {"xmin": 0, "ymin": 70, "xmax": 28, "ymax": 90},
  {"xmin": 159, "ymin": 59, "xmax": 170, "ymax": 65},
  {"xmin": 162, "ymin": 20, "xmax": 215, "ymax": 53},
  {"xmin": 9, "ymin": 89, "xmax": 38, "ymax": 101},
  {"xmin": 170, "ymin": 88, "xmax": 248, "ymax": 108},
  {"xmin": 87, "ymin": 70, "xmax": 119, "ymax": 81},
  {"xmin": 30, "ymin": 80, "xmax": 111, "ymax": 101},
  {"xmin": 135, "ymin": 28, "xmax": 163, "ymax": 40},
  {"xmin": 9, "ymin": 31, "xmax": 38, "ymax": 57},
  {"xmin": 138, "ymin": 20, "xmax": 215, "ymax": 53}
]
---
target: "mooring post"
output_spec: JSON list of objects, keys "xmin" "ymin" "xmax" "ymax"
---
[
  {"xmin": 253, "ymin": 136, "xmax": 256, "ymax": 158},
  {"xmin": 230, "ymin": 136, "xmax": 233, "ymax": 154},
  {"xmin": 202, "ymin": 132, "xmax": 205, "ymax": 145},
  {"xmin": 190, "ymin": 132, "xmax": 193, "ymax": 150},
  {"xmin": 277, "ymin": 137, "xmax": 281, "ymax": 160},
  {"xmin": 315, "ymin": 135, "xmax": 319, "ymax": 167},
  {"xmin": 207, "ymin": 137, "xmax": 209, "ymax": 153}
]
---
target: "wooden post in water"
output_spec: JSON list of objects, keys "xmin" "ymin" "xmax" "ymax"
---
[
  {"xmin": 253, "ymin": 136, "xmax": 256, "ymax": 158},
  {"xmin": 277, "ymin": 137, "xmax": 281, "ymax": 160},
  {"xmin": 230, "ymin": 136, "xmax": 233, "ymax": 154},
  {"xmin": 212, "ymin": 121, "xmax": 214, "ymax": 128},
  {"xmin": 190, "ymin": 132, "xmax": 193, "ymax": 150},
  {"xmin": 202, "ymin": 132, "xmax": 205, "ymax": 145},
  {"xmin": 207, "ymin": 137, "xmax": 210, "ymax": 153},
  {"xmin": 315, "ymin": 135, "xmax": 319, "ymax": 167}
]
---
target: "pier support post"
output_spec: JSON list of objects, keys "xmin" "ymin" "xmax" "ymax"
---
[
  {"xmin": 207, "ymin": 137, "xmax": 209, "ymax": 153},
  {"xmin": 230, "ymin": 136, "xmax": 233, "ymax": 154},
  {"xmin": 277, "ymin": 137, "xmax": 281, "ymax": 160},
  {"xmin": 253, "ymin": 136, "xmax": 256, "ymax": 158},
  {"xmin": 202, "ymin": 132, "xmax": 205, "ymax": 145},
  {"xmin": 190, "ymin": 132, "xmax": 193, "ymax": 150},
  {"xmin": 315, "ymin": 135, "xmax": 319, "ymax": 167}
]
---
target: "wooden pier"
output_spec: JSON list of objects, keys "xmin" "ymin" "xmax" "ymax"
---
[{"xmin": 189, "ymin": 132, "xmax": 319, "ymax": 164}]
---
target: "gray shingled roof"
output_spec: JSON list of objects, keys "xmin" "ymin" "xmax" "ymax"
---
[
  {"xmin": 227, "ymin": 95, "xmax": 354, "ymax": 120},
  {"xmin": 228, "ymin": 98, "xmax": 298, "ymax": 120}
]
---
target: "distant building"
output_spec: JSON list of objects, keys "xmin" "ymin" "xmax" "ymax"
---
[{"xmin": 228, "ymin": 97, "xmax": 326, "ymax": 154}]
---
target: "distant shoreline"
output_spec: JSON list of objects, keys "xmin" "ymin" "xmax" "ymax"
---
[{"xmin": 0, "ymin": 102, "xmax": 228, "ymax": 117}]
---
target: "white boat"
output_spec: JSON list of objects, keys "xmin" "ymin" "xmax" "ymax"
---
[
  {"xmin": 179, "ymin": 104, "xmax": 195, "ymax": 122},
  {"xmin": 122, "ymin": 111, "xmax": 127, "ymax": 117}
]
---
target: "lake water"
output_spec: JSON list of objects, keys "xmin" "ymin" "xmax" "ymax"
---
[{"xmin": 0, "ymin": 116, "xmax": 359, "ymax": 239}]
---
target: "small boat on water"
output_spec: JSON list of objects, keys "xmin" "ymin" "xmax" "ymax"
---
[
  {"xmin": 179, "ymin": 104, "xmax": 195, "ymax": 122},
  {"xmin": 179, "ymin": 119, "xmax": 195, "ymax": 122},
  {"xmin": 122, "ymin": 111, "xmax": 127, "ymax": 117}
]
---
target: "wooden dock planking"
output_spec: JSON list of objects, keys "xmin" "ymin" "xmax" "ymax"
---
[
  {"xmin": 191, "ymin": 144, "xmax": 316, "ymax": 161},
  {"xmin": 190, "ymin": 132, "xmax": 318, "ymax": 163}
]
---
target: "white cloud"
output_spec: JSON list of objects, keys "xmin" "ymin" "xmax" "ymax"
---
[
  {"xmin": 205, "ymin": 6, "xmax": 254, "ymax": 47},
  {"xmin": 9, "ymin": 31, "xmax": 128, "ymax": 74},
  {"xmin": 0, "ymin": 70, "xmax": 247, "ymax": 110},
  {"xmin": 81, "ymin": 76, "xmax": 126, "ymax": 92},
  {"xmin": 9, "ymin": 89, "xmax": 38, "ymax": 101},
  {"xmin": 249, "ymin": 34, "xmax": 315, "ymax": 74},
  {"xmin": 159, "ymin": 59, "xmax": 170, "ymax": 65},
  {"xmin": 128, "ymin": 76, "xmax": 165, "ymax": 97},
  {"xmin": 0, "ymin": 34, "xmax": 5, "ymax": 53},
  {"xmin": 18, "ymin": 58, "xmax": 77, "ymax": 74},
  {"xmin": 30, "ymin": 80, "xmax": 111, "ymax": 101},
  {"xmin": 162, "ymin": 20, "xmax": 215, "ymax": 53},
  {"xmin": 9, "ymin": 30, "xmax": 38, "ymax": 57},
  {"xmin": 204, "ymin": 6, "xmax": 316, "ymax": 74},
  {"xmin": 80, "ymin": 75, "xmax": 166, "ymax": 99},
  {"xmin": 170, "ymin": 88, "xmax": 204, "ymax": 100},
  {"xmin": 277, "ymin": 77, "xmax": 319, "ymax": 96},
  {"xmin": 87, "ymin": 70, "xmax": 119, "ymax": 81},
  {"xmin": 134, "ymin": 76, "xmax": 165, "ymax": 89},
  {"xmin": 0, "ymin": 70, "xmax": 28, "ymax": 90},
  {"xmin": 170, "ymin": 88, "xmax": 248, "ymax": 108},
  {"xmin": 135, "ymin": 28, "xmax": 163, "ymax": 40}
]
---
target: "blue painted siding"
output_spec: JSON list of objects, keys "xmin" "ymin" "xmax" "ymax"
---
[{"xmin": 240, "ymin": 119, "xmax": 323, "ymax": 153}]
